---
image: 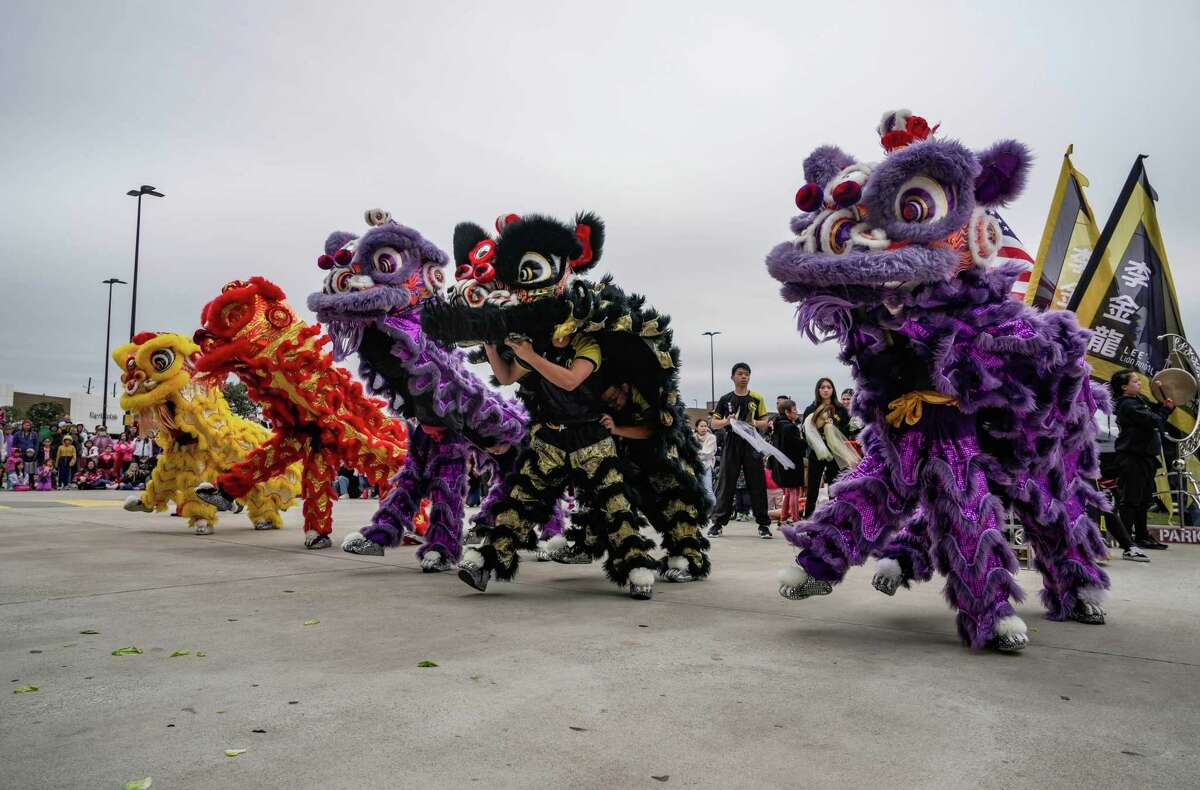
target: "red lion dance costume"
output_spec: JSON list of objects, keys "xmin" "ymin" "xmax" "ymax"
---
[{"xmin": 192, "ymin": 277, "xmax": 407, "ymax": 549}]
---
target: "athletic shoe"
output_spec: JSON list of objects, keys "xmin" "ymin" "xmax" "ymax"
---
[
  {"xmin": 1121, "ymin": 547, "xmax": 1151, "ymax": 562},
  {"xmin": 305, "ymin": 534, "xmax": 332, "ymax": 550},
  {"xmin": 758, "ymin": 525, "xmax": 773, "ymax": 539},
  {"xmin": 706, "ymin": 524, "xmax": 723, "ymax": 538},
  {"xmin": 458, "ymin": 560, "xmax": 489, "ymax": 592},
  {"xmin": 1135, "ymin": 537, "xmax": 1168, "ymax": 550}
]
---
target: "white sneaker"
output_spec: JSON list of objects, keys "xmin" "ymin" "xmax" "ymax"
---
[{"xmin": 1122, "ymin": 547, "xmax": 1150, "ymax": 563}]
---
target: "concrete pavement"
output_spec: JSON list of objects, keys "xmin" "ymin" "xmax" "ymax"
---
[{"xmin": 1, "ymin": 489, "xmax": 1197, "ymax": 789}]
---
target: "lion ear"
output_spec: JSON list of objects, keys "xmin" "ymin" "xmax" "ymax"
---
[
  {"xmin": 571, "ymin": 211, "xmax": 605, "ymax": 270},
  {"xmin": 974, "ymin": 139, "xmax": 1032, "ymax": 207},
  {"xmin": 452, "ymin": 222, "xmax": 491, "ymax": 266},
  {"xmin": 803, "ymin": 146, "xmax": 856, "ymax": 189},
  {"xmin": 324, "ymin": 231, "xmax": 357, "ymax": 255}
]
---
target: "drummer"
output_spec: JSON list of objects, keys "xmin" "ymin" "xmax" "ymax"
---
[{"xmin": 1111, "ymin": 369, "xmax": 1173, "ymax": 552}]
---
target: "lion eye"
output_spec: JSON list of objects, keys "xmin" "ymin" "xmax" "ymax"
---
[
  {"xmin": 517, "ymin": 252, "xmax": 551, "ymax": 284},
  {"xmin": 329, "ymin": 270, "xmax": 353, "ymax": 293},
  {"xmin": 894, "ymin": 175, "xmax": 951, "ymax": 224},
  {"xmin": 150, "ymin": 349, "xmax": 175, "ymax": 373},
  {"xmin": 374, "ymin": 249, "xmax": 399, "ymax": 274}
]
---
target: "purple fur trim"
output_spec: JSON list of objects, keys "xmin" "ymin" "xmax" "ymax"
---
[
  {"xmin": 974, "ymin": 139, "xmax": 1032, "ymax": 207},
  {"xmin": 794, "ymin": 295, "xmax": 854, "ymax": 344},
  {"xmin": 767, "ymin": 239, "xmax": 959, "ymax": 291},
  {"xmin": 361, "ymin": 310, "xmax": 528, "ymax": 448},
  {"xmin": 415, "ymin": 434, "xmax": 470, "ymax": 561},
  {"xmin": 803, "ymin": 145, "xmax": 856, "ymax": 188}
]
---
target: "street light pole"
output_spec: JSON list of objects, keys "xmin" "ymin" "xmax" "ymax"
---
[
  {"xmin": 126, "ymin": 185, "xmax": 164, "ymax": 339},
  {"xmin": 702, "ymin": 331, "xmax": 721, "ymax": 410},
  {"xmin": 102, "ymin": 278, "xmax": 127, "ymax": 432}
]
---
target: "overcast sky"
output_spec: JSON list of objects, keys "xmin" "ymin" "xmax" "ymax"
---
[{"xmin": 3, "ymin": 0, "xmax": 1198, "ymax": 410}]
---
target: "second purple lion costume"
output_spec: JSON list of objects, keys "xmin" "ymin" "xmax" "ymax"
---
[
  {"xmin": 307, "ymin": 209, "xmax": 559, "ymax": 571},
  {"xmin": 767, "ymin": 111, "xmax": 1111, "ymax": 652}
]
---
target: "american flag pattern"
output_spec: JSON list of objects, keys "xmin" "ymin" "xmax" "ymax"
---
[{"xmin": 986, "ymin": 210, "xmax": 1036, "ymax": 300}]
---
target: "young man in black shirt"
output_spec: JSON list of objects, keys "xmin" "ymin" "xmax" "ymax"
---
[{"xmin": 707, "ymin": 362, "xmax": 772, "ymax": 538}]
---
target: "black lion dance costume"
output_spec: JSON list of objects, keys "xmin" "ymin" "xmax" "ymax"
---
[{"xmin": 423, "ymin": 211, "xmax": 710, "ymax": 600}]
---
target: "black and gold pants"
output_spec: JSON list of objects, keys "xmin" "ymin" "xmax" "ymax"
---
[
  {"xmin": 476, "ymin": 422, "xmax": 656, "ymax": 586},
  {"xmin": 567, "ymin": 446, "xmax": 712, "ymax": 579}
]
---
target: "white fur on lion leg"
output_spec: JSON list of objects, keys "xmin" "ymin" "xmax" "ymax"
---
[
  {"xmin": 1073, "ymin": 585, "xmax": 1108, "ymax": 623},
  {"xmin": 871, "ymin": 558, "xmax": 902, "ymax": 596},
  {"xmin": 420, "ymin": 550, "xmax": 443, "ymax": 570},
  {"xmin": 193, "ymin": 519, "xmax": 214, "ymax": 536},
  {"xmin": 544, "ymin": 534, "xmax": 568, "ymax": 554},
  {"xmin": 777, "ymin": 565, "xmax": 832, "ymax": 600},
  {"xmin": 628, "ymin": 567, "xmax": 655, "ymax": 600},
  {"xmin": 1076, "ymin": 586, "xmax": 1108, "ymax": 611},
  {"xmin": 993, "ymin": 615, "xmax": 1029, "ymax": 652},
  {"xmin": 461, "ymin": 547, "xmax": 486, "ymax": 569},
  {"xmin": 778, "ymin": 565, "xmax": 808, "ymax": 588}
]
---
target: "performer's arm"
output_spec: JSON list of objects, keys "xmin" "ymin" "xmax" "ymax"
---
[
  {"xmin": 509, "ymin": 339, "xmax": 594, "ymax": 391},
  {"xmin": 484, "ymin": 343, "xmax": 526, "ymax": 385},
  {"xmin": 600, "ymin": 414, "xmax": 652, "ymax": 440}
]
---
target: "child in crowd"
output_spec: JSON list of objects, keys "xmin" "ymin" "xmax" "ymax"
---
[
  {"xmin": 8, "ymin": 460, "xmax": 31, "ymax": 491},
  {"xmin": 770, "ymin": 398, "xmax": 807, "ymax": 524},
  {"xmin": 55, "ymin": 436, "xmax": 77, "ymax": 489},
  {"xmin": 75, "ymin": 458, "xmax": 111, "ymax": 490},
  {"xmin": 38, "ymin": 438, "xmax": 56, "ymax": 487},
  {"xmin": 35, "ymin": 463, "xmax": 54, "ymax": 491},
  {"xmin": 92, "ymin": 425, "xmax": 113, "ymax": 454},
  {"xmin": 82, "ymin": 439, "xmax": 98, "ymax": 460}
]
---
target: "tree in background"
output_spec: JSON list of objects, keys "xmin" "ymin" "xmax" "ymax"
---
[
  {"xmin": 222, "ymin": 381, "xmax": 259, "ymax": 420},
  {"xmin": 26, "ymin": 401, "xmax": 66, "ymax": 432}
]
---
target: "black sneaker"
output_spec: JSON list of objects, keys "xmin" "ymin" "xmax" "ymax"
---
[
  {"xmin": 1135, "ymin": 537, "xmax": 1168, "ymax": 550},
  {"xmin": 706, "ymin": 524, "xmax": 723, "ymax": 538},
  {"xmin": 758, "ymin": 525, "xmax": 774, "ymax": 539}
]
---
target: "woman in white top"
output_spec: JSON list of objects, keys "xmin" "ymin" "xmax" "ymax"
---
[{"xmin": 694, "ymin": 419, "xmax": 718, "ymax": 501}]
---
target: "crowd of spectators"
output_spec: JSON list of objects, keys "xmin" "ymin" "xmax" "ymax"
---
[{"xmin": 2, "ymin": 417, "xmax": 159, "ymax": 492}]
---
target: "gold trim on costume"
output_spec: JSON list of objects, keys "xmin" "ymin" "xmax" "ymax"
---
[{"xmin": 885, "ymin": 390, "xmax": 959, "ymax": 428}]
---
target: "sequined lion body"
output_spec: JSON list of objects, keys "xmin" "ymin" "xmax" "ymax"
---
[
  {"xmin": 193, "ymin": 277, "xmax": 408, "ymax": 547},
  {"xmin": 113, "ymin": 331, "xmax": 299, "ymax": 532}
]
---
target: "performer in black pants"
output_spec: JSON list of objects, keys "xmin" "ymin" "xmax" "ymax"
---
[
  {"xmin": 1111, "ymin": 369, "xmax": 1172, "ymax": 551},
  {"xmin": 801, "ymin": 377, "xmax": 850, "ymax": 518},
  {"xmin": 708, "ymin": 362, "xmax": 772, "ymax": 538}
]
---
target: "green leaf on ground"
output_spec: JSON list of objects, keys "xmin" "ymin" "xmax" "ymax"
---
[
  {"xmin": 111, "ymin": 646, "xmax": 143, "ymax": 656},
  {"xmin": 80, "ymin": 630, "xmax": 100, "ymax": 635},
  {"xmin": 170, "ymin": 650, "xmax": 190, "ymax": 658},
  {"xmin": 224, "ymin": 749, "xmax": 246, "ymax": 757},
  {"xmin": 417, "ymin": 660, "xmax": 438, "ymax": 668},
  {"xmin": 14, "ymin": 684, "xmax": 39, "ymax": 694},
  {"xmin": 303, "ymin": 619, "xmax": 319, "ymax": 626},
  {"xmin": 195, "ymin": 651, "xmax": 207, "ymax": 657},
  {"xmin": 121, "ymin": 778, "xmax": 153, "ymax": 790}
]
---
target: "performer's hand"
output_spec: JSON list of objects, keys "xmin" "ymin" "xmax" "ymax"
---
[
  {"xmin": 600, "ymin": 414, "xmax": 615, "ymax": 433},
  {"xmin": 1164, "ymin": 398, "xmax": 1175, "ymax": 411},
  {"xmin": 508, "ymin": 337, "xmax": 535, "ymax": 360},
  {"xmin": 487, "ymin": 443, "xmax": 509, "ymax": 455}
]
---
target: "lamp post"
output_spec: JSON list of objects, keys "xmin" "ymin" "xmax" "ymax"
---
[
  {"xmin": 102, "ymin": 278, "xmax": 127, "ymax": 432},
  {"xmin": 126, "ymin": 184, "xmax": 164, "ymax": 339},
  {"xmin": 702, "ymin": 331, "xmax": 721, "ymax": 410}
]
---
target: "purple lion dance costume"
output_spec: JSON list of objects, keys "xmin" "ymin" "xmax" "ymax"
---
[
  {"xmin": 307, "ymin": 209, "xmax": 558, "ymax": 572},
  {"xmin": 768, "ymin": 111, "xmax": 1111, "ymax": 652}
]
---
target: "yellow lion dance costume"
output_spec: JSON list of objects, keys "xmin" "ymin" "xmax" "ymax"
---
[{"xmin": 113, "ymin": 331, "xmax": 300, "ymax": 535}]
